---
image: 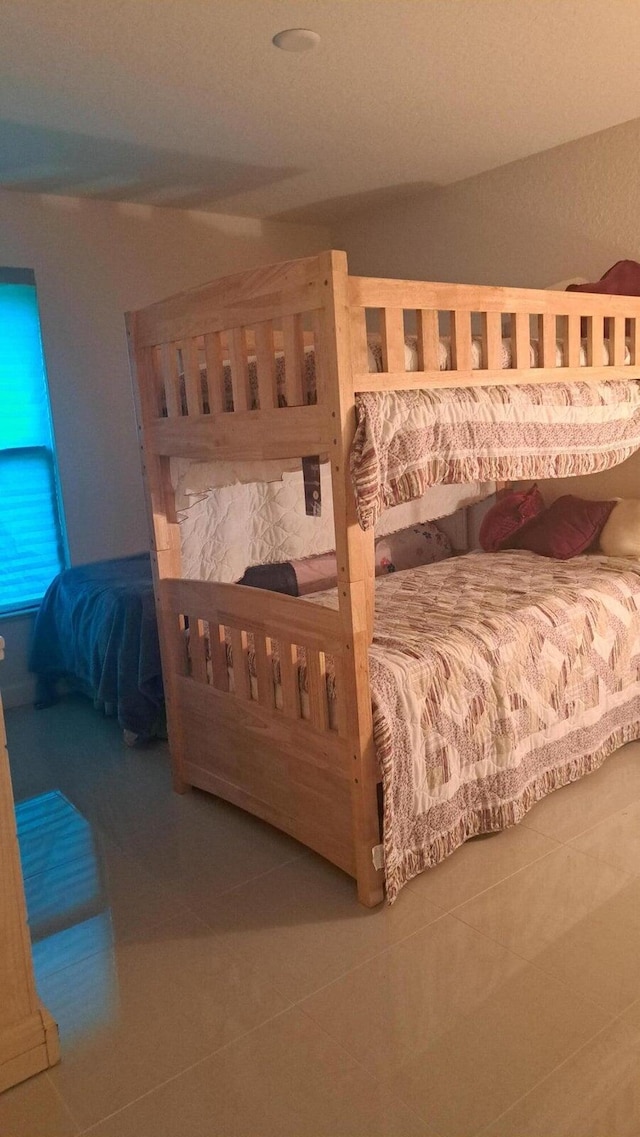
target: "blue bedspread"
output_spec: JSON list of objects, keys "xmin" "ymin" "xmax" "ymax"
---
[{"xmin": 29, "ymin": 554, "xmax": 163, "ymax": 738}]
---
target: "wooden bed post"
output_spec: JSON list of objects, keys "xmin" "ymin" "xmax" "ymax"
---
[
  {"xmin": 125, "ymin": 313, "xmax": 189, "ymax": 793},
  {"xmin": 319, "ymin": 251, "xmax": 384, "ymax": 907}
]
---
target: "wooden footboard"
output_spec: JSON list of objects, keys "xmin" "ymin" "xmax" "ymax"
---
[{"xmin": 159, "ymin": 577, "xmax": 359, "ymax": 877}]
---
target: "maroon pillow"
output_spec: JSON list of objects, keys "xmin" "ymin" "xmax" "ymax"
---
[
  {"xmin": 513, "ymin": 495, "xmax": 616, "ymax": 559},
  {"xmin": 479, "ymin": 484, "xmax": 545, "ymax": 553}
]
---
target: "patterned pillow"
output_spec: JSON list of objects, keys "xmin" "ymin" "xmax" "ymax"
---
[
  {"xmin": 239, "ymin": 522, "xmax": 452, "ymax": 596},
  {"xmin": 374, "ymin": 522, "xmax": 451, "ymax": 575},
  {"xmin": 479, "ymin": 485, "xmax": 545, "ymax": 553}
]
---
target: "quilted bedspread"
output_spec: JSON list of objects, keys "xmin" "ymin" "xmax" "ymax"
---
[
  {"xmin": 315, "ymin": 551, "xmax": 640, "ymax": 901},
  {"xmin": 351, "ymin": 379, "xmax": 640, "ymax": 529}
]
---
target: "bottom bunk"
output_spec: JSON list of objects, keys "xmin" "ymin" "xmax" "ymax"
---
[{"xmin": 166, "ymin": 549, "xmax": 640, "ymax": 904}]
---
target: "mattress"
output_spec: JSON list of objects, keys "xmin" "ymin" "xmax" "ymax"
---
[
  {"xmin": 373, "ymin": 334, "xmax": 632, "ymax": 373},
  {"xmin": 313, "ymin": 550, "xmax": 640, "ymax": 900},
  {"xmin": 173, "ymin": 332, "xmax": 633, "ymax": 419}
]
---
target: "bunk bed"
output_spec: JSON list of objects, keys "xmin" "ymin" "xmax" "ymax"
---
[{"xmin": 126, "ymin": 251, "xmax": 640, "ymax": 906}]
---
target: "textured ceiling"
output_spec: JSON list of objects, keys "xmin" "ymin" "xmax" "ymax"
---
[{"xmin": 3, "ymin": 0, "xmax": 640, "ymax": 221}]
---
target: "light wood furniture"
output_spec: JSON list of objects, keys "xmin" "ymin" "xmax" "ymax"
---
[
  {"xmin": 0, "ymin": 638, "xmax": 60, "ymax": 1093},
  {"xmin": 126, "ymin": 251, "xmax": 640, "ymax": 907}
]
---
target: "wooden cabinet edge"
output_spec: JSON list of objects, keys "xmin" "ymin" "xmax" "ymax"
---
[{"xmin": 0, "ymin": 637, "xmax": 61, "ymax": 1093}]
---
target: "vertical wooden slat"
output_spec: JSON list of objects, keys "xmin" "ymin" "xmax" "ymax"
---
[
  {"xmin": 150, "ymin": 346, "xmax": 165, "ymax": 416},
  {"xmin": 450, "ymin": 309, "xmax": 472, "ymax": 370},
  {"xmin": 350, "ymin": 306, "xmax": 370, "ymax": 375},
  {"xmin": 181, "ymin": 338, "xmax": 203, "ymax": 415},
  {"xmin": 188, "ymin": 616, "xmax": 208, "ymax": 684},
  {"xmin": 279, "ymin": 641, "xmax": 300, "ymax": 719},
  {"xmin": 282, "ymin": 312, "xmax": 305, "ymax": 405},
  {"xmin": 306, "ymin": 650, "xmax": 329, "ymax": 733},
  {"xmin": 416, "ymin": 309, "xmax": 440, "ymax": 370},
  {"xmin": 228, "ymin": 326, "xmax": 251, "ymax": 411},
  {"xmin": 160, "ymin": 342, "xmax": 181, "ymax": 417},
  {"xmin": 170, "ymin": 612, "xmax": 189, "ymax": 677},
  {"xmin": 230, "ymin": 628, "xmax": 251, "ymax": 701},
  {"xmin": 566, "ymin": 313, "xmax": 581, "ymax": 368},
  {"xmin": 611, "ymin": 315, "xmax": 626, "ymax": 366},
  {"xmin": 203, "ymin": 331, "xmax": 225, "ymax": 414},
  {"xmin": 586, "ymin": 314, "xmax": 603, "ymax": 367},
  {"xmin": 379, "ymin": 308, "xmax": 406, "ymax": 372},
  {"xmin": 307, "ymin": 309, "xmax": 324, "ymax": 405},
  {"xmin": 481, "ymin": 310, "xmax": 502, "ymax": 369},
  {"xmin": 209, "ymin": 623, "xmax": 229, "ymax": 692},
  {"xmin": 512, "ymin": 311, "xmax": 530, "ymax": 368},
  {"xmin": 629, "ymin": 318, "xmax": 638, "ymax": 366},
  {"xmin": 254, "ymin": 321, "xmax": 278, "ymax": 409},
  {"xmin": 538, "ymin": 313, "xmax": 557, "ymax": 368},
  {"xmin": 254, "ymin": 634, "xmax": 274, "ymax": 709}
]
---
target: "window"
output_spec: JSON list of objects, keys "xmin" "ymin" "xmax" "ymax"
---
[{"xmin": 0, "ymin": 268, "xmax": 67, "ymax": 615}]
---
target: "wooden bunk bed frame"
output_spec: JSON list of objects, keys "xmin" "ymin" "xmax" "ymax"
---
[{"xmin": 126, "ymin": 250, "xmax": 640, "ymax": 907}]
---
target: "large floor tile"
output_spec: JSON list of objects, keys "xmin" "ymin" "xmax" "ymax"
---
[
  {"xmin": 19, "ymin": 798, "xmax": 192, "ymax": 980},
  {"xmin": 456, "ymin": 845, "xmax": 640, "ymax": 1012},
  {"xmin": 455, "ymin": 843, "xmax": 631, "ymax": 960},
  {"xmin": 0, "ymin": 1072, "xmax": 78, "ymax": 1136},
  {"xmin": 86, "ymin": 1007, "xmax": 434, "ymax": 1137},
  {"xmin": 481, "ymin": 1018, "xmax": 640, "ymax": 1137},
  {"xmin": 194, "ymin": 853, "xmax": 443, "ymax": 1002},
  {"xmin": 118, "ymin": 791, "xmax": 306, "ymax": 905},
  {"xmin": 9, "ymin": 698, "xmax": 305, "ymax": 902},
  {"xmin": 40, "ymin": 912, "xmax": 289, "ymax": 1130},
  {"xmin": 406, "ymin": 824, "xmax": 557, "ymax": 910},
  {"xmin": 521, "ymin": 741, "xmax": 640, "ymax": 842},
  {"xmin": 570, "ymin": 799, "xmax": 640, "ymax": 874},
  {"xmin": 300, "ymin": 914, "xmax": 608, "ymax": 1136}
]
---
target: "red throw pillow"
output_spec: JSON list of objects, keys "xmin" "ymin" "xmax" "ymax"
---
[
  {"xmin": 513, "ymin": 495, "xmax": 616, "ymax": 559},
  {"xmin": 479, "ymin": 484, "xmax": 545, "ymax": 553}
]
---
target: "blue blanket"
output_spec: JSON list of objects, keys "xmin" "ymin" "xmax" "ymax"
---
[{"xmin": 29, "ymin": 554, "xmax": 163, "ymax": 738}]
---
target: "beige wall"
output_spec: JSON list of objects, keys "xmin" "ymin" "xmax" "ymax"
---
[
  {"xmin": 336, "ymin": 116, "xmax": 640, "ymax": 289},
  {"xmin": 0, "ymin": 190, "xmax": 327, "ymax": 705}
]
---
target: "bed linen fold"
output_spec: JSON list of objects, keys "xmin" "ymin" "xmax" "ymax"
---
[{"xmin": 351, "ymin": 380, "xmax": 640, "ymax": 529}]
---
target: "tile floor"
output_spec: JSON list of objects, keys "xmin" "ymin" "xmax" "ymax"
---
[{"xmin": 3, "ymin": 695, "xmax": 640, "ymax": 1135}]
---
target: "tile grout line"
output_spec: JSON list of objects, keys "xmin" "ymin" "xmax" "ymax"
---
[
  {"xmin": 45, "ymin": 1070, "xmax": 85, "ymax": 1134},
  {"xmin": 295, "ymin": 1004, "xmax": 440, "ymax": 1136},
  {"xmin": 75, "ymin": 1004, "xmax": 296, "ymax": 1135},
  {"xmin": 415, "ymin": 838, "xmax": 563, "ymax": 917},
  {"xmin": 473, "ymin": 1000, "xmax": 640, "ymax": 1137}
]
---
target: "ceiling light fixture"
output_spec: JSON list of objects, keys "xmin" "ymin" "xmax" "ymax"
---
[{"xmin": 272, "ymin": 28, "xmax": 320, "ymax": 52}]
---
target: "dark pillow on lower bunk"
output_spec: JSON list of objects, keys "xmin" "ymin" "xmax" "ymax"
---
[
  {"xmin": 238, "ymin": 562, "xmax": 299, "ymax": 595},
  {"xmin": 479, "ymin": 484, "xmax": 545, "ymax": 552},
  {"xmin": 513, "ymin": 495, "xmax": 616, "ymax": 559}
]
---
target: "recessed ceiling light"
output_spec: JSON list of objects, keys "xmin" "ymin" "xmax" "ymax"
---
[{"xmin": 272, "ymin": 28, "xmax": 320, "ymax": 52}]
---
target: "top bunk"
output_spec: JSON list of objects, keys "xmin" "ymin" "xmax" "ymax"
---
[{"xmin": 126, "ymin": 250, "xmax": 640, "ymax": 525}]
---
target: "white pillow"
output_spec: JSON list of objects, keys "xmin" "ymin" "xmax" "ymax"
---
[{"xmin": 599, "ymin": 500, "xmax": 640, "ymax": 558}]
